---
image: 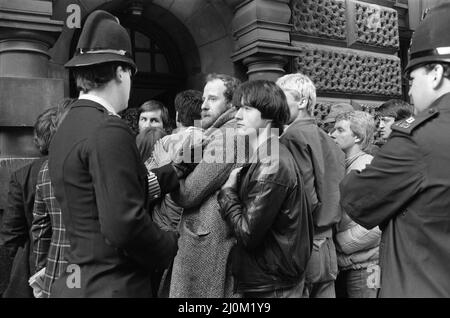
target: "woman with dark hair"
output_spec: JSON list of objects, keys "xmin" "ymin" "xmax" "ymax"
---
[
  {"xmin": 217, "ymin": 80, "xmax": 313, "ymax": 298},
  {"xmin": 134, "ymin": 126, "xmax": 168, "ymax": 298},
  {"xmin": 135, "ymin": 127, "xmax": 167, "ymax": 164}
]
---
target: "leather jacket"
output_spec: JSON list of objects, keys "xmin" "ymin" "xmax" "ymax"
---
[{"xmin": 218, "ymin": 138, "xmax": 313, "ymax": 293}]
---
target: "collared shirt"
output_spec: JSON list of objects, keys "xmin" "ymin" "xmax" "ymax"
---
[
  {"xmin": 78, "ymin": 93, "xmax": 120, "ymax": 117},
  {"xmin": 281, "ymin": 117, "xmax": 319, "ymax": 138}
]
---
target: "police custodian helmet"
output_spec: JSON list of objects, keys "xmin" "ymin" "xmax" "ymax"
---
[
  {"xmin": 65, "ymin": 10, "xmax": 137, "ymax": 74},
  {"xmin": 405, "ymin": 2, "xmax": 450, "ymax": 74}
]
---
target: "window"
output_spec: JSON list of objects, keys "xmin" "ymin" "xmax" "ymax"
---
[{"xmin": 127, "ymin": 29, "xmax": 171, "ymax": 74}]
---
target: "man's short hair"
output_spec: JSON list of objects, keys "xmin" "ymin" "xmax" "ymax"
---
[
  {"xmin": 335, "ymin": 111, "xmax": 375, "ymax": 153},
  {"xmin": 232, "ymin": 80, "xmax": 290, "ymax": 133},
  {"xmin": 205, "ymin": 73, "xmax": 241, "ymax": 105},
  {"xmin": 423, "ymin": 63, "xmax": 450, "ymax": 80},
  {"xmin": 174, "ymin": 90, "xmax": 203, "ymax": 127},
  {"xmin": 34, "ymin": 108, "xmax": 59, "ymax": 156},
  {"xmin": 407, "ymin": 62, "xmax": 450, "ymax": 80},
  {"xmin": 73, "ymin": 62, "xmax": 132, "ymax": 93},
  {"xmin": 275, "ymin": 73, "xmax": 317, "ymax": 115},
  {"xmin": 376, "ymin": 99, "xmax": 413, "ymax": 121},
  {"xmin": 139, "ymin": 100, "xmax": 172, "ymax": 133},
  {"xmin": 34, "ymin": 99, "xmax": 75, "ymax": 156}
]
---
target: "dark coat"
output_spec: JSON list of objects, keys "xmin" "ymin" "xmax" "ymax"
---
[
  {"xmin": 280, "ymin": 118, "xmax": 345, "ymax": 236},
  {"xmin": 0, "ymin": 157, "xmax": 46, "ymax": 298},
  {"xmin": 48, "ymin": 99, "xmax": 178, "ymax": 297},
  {"xmin": 340, "ymin": 93, "xmax": 450, "ymax": 297},
  {"xmin": 218, "ymin": 137, "xmax": 313, "ymax": 293}
]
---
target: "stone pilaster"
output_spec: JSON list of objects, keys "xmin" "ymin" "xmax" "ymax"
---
[
  {"xmin": 0, "ymin": 0, "xmax": 64, "ymax": 211},
  {"xmin": 0, "ymin": 0, "xmax": 63, "ymax": 138},
  {"xmin": 230, "ymin": 0, "xmax": 300, "ymax": 81},
  {"xmin": 242, "ymin": 55, "xmax": 288, "ymax": 81}
]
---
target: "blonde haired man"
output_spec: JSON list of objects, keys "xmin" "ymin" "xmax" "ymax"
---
[{"xmin": 277, "ymin": 73, "xmax": 345, "ymax": 298}]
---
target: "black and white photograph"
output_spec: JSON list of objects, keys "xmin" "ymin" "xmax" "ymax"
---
[{"xmin": 0, "ymin": 0, "xmax": 449, "ymax": 305}]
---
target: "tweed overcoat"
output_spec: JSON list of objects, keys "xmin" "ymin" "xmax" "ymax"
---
[{"xmin": 170, "ymin": 108, "xmax": 244, "ymax": 298}]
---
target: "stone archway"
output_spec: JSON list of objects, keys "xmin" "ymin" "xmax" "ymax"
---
[{"xmin": 150, "ymin": 0, "xmax": 238, "ymax": 81}]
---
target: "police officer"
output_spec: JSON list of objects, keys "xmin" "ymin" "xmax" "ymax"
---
[
  {"xmin": 340, "ymin": 3, "xmax": 450, "ymax": 297},
  {"xmin": 49, "ymin": 10, "xmax": 179, "ymax": 297}
]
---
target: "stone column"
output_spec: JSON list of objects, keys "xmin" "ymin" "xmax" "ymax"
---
[
  {"xmin": 0, "ymin": 0, "xmax": 64, "ymax": 211},
  {"xmin": 230, "ymin": 0, "xmax": 300, "ymax": 81},
  {"xmin": 242, "ymin": 55, "xmax": 288, "ymax": 81}
]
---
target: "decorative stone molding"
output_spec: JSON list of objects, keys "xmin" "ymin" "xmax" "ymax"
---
[
  {"xmin": 232, "ymin": 0, "xmax": 293, "ymax": 52},
  {"xmin": 292, "ymin": 43, "xmax": 402, "ymax": 97},
  {"xmin": 0, "ymin": 0, "xmax": 63, "ymax": 33},
  {"xmin": 291, "ymin": 0, "xmax": 346, "ymax": 41},
  {"xmin": 242, "ymin": 54, "xmax": 288, "ymax": 81},
  {"xmin": 231, "ymin": 0, "xmax": 300, "ymax": 80},
  {"xmin": 0, "ymin": 1, "xmax": 65, "ymax": 211},
  {"xmin": 351, "ymin": 99, "xmax": 383, "ymax": 112},
  {"xmin": 290, "ymin": 0, "xmax": 401, "ymax": 142},
  {"xmin": 0, "ymin": 0, "xmax": 64, "ymax": 123},
  {"xmin": 0, "ymin": 0, "xmax": 63, "ymax": 77},
  {"xmin": 290, "ymin": 0, "xmax": 399, "ymax": 52},
  {"xmin": 346, "ymin": 0, "xmax": 399, "ymax": 51}
]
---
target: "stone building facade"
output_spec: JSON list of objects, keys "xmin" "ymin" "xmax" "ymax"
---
[
  {"xmin": 291, "ymin": 0, "xmax": 404, "ymax": 127},
  {"xmin": 0, "ymin": 0, "xmax": 444, "ymax": 213}
]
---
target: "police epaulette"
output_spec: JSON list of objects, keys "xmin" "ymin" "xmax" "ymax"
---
[{"xmin": 391, "ymin": 108, "xmax": 439, "ymax": 135}]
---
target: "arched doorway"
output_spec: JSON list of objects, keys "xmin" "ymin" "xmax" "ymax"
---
[{"xmin": 117, "ymin": 14, "xmax": 186, "ymax": 117}]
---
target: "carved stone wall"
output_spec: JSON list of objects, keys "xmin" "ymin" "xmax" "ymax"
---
[
  {"xmin": 290, "ymin": 0, "xmax": 402, "ymax": 96},
  {"xmin": 347, "ymin": 0, "xmax": 399, "ymax": 50},
  {"xmin": 291, "ymin": 0, "xmax": 399, "ymax": 49},
  {"xmin": 292, "ymin": 0, "xmax": 346, "ymax": 40},
  {"xmin": 293, "ymin": 44, "xmax": 402, "ymax": 97},
  {"xmin": 290, "ymin": 0, "xmax": 403, "ymax": 144},
  {"xmin": 313, "ymin": 101, "xmax": 335, "ymax": 123}
]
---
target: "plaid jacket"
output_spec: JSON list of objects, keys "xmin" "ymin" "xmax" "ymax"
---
[{"xmin": 31, "ymin": 160, "xmax": 69, "ymax": 298}]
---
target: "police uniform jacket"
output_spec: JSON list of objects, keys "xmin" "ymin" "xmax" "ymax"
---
[
  {"xmin": 48, "ymin": 99, "xmax": 178, "ymax": 297},
  {"xmin": 340, "ymin": 93, "xmax": 450, "ymax": 297}
]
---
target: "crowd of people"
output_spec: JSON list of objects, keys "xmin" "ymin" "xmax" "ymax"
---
[{"xmin": 0, "ymin": 4, "xmax": 450, "ymax": 298}]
